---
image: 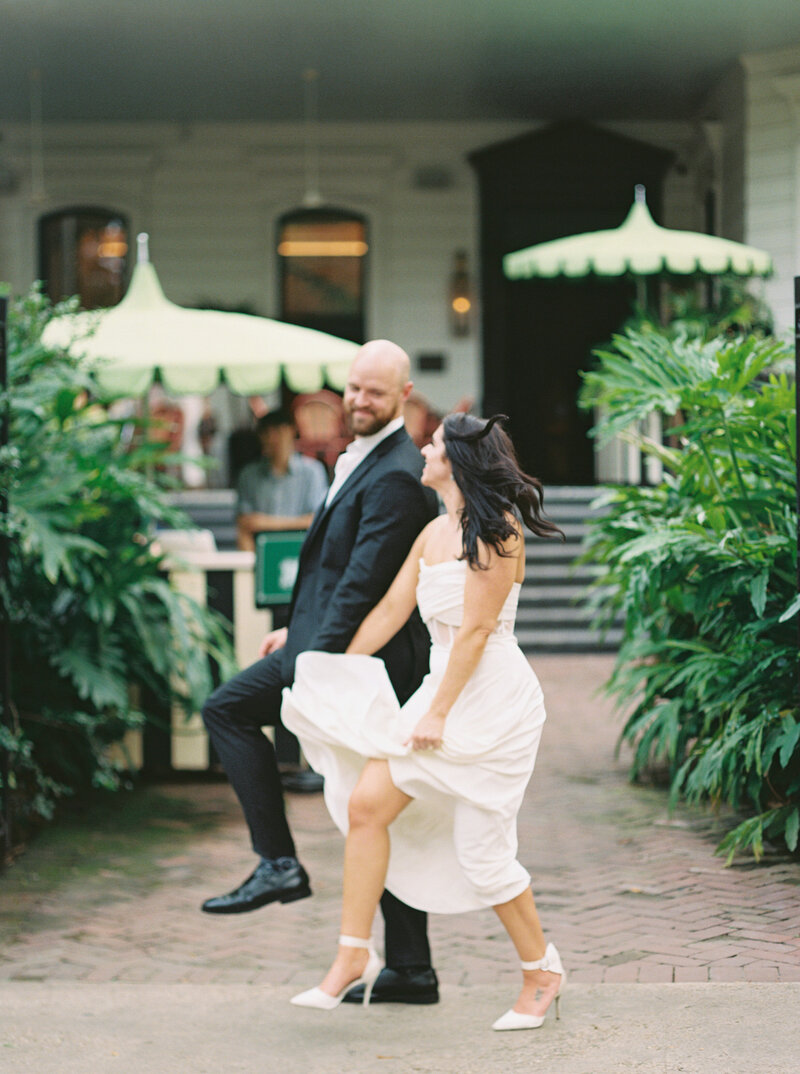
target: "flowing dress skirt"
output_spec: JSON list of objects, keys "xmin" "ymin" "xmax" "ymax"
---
[{"xmin": 282, "ymin": 634, "xmax": 546, "ymax": 913}]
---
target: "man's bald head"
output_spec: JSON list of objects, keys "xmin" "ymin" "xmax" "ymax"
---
[
  {"xmin": 350, "ymin": 339, "xmax": 411, "ymax": 392},
  {"xmin": 343, "ymin": 339, "xmax": 413, "ymax": 437}
]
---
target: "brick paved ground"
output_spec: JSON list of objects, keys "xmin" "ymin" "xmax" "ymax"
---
[{"xmin": 1, "ymin": 654, "xmax": 799, "ymax": 989}]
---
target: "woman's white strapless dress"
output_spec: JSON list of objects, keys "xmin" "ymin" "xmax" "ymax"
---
[{"xmin": 281, "ymin": 558, "xmax": 546, "ymax": 914}]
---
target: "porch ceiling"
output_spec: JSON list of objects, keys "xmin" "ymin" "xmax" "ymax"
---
[{"xmin": 3, "ymin": 0, "xmax": 800, "ymax": 124}]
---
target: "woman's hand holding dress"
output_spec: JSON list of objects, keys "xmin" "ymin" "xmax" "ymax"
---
[{"xmin": 405, "ymin": 710, "xmax": 447, "ymax": 750}]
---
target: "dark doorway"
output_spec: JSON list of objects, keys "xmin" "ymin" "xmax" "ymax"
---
[
  {"xmin": 506, "ymin": 275, "xmax": 633, "ymax": 485},
  {"xmin": 470, "ymin": 122, "xmax": 674, "ymax": 484}
]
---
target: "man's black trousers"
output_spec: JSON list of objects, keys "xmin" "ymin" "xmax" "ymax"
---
[{"xmin": 201, "ymin": 649, "xmax": 432, "ymax": 969}]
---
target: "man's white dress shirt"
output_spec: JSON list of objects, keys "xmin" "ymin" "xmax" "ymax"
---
[{"xmin": 324, "ymin": 416, "xmax": 405, "ymax": 507}]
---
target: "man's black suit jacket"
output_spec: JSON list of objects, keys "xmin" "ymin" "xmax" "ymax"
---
[{"xmin": 282, "ymin": 427, "xmax": 438, "ymax": 703}]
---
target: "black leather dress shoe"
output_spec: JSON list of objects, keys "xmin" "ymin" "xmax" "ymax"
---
[
  {"xmin": 201, "ymin": 857, "xmax": 311, "ymax": 914},
  {"xmin": 280, "ymin": 770, "xmax": 324, "ymax": 794},
  {"xmin": 343, "ymin": 966, "xmax": 439, "ymax": 1005}
]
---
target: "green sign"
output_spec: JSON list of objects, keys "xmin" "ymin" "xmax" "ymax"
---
[{"xmin": 254, "ymin": 530, "xmax": 306, "ymax": 607}]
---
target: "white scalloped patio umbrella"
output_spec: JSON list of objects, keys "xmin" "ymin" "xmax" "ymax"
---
[
  {"xmin": 42, "ymin": 234, "xmax": 358, "ymax": 396},
  {"xmin": 503, "ymin": 187, "xmax": 773, "ymax": 489},
  {"xmin": 503, "ymin": 186, "xmax": 773, "ymax": 282}
]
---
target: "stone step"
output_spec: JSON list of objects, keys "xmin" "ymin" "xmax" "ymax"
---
[
  {"xmin": 515, "ymin": 626, "xmax": 623, "ymax": 652},
  {"xmin": 524, "ymin": 562, "xmax": 603, "ymax": 583},
  {"xmin": 538, "ymin": 485, "xmax": 598, "ymax": 501},
  {"xmin": 518, "ymin": 585, "xmax": 615, "ymax": 607},
  {"xmin": 166, "ymin": 490, "xmax": 238, "ymax": 549},
  {"xmin": 525, "ymin": 542, "xmax": 589, "ymax": 562},
  {"xmin": 515, "ymin": 605, "xmax": 598, "ymax": 624},
  {"xmin": 519, "ymin": 488, "xmax": 619, "ymax": 652},
  {"xmin": 543, "ymin": 507, "xmax": 604, "ymax": 526},
  {"xmin": 533, "ymin": 523, "xmax": 593, "ymax": 542}
]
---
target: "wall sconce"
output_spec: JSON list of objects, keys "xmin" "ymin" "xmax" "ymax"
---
[{"xmin": 449, "ymin": 249, "xmax": 472, "ymax": 337}]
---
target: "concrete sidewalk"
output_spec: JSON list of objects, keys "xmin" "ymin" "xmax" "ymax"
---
[
  {"xmin": 1, "ymin": 654, "xmax": 799, "ymax": 1072},
  {"xmin": 2, "ymin": 980, "xmax": 799, "ymax": 1073}
]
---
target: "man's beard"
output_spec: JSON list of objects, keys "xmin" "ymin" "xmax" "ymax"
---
[{"xmin": 346, "ymin": 410, "xmax": 392, "ymax": 437}]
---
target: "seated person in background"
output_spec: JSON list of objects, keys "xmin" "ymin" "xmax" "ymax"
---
[{"xmin": 236, "ymin": 409, "xmax": 329, "ymax": 552}]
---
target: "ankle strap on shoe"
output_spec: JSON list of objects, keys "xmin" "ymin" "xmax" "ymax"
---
[
  {"xmin": 339, "ymin": 934, "xmax": 372, "ymax": 949},
  {"xmin": 520, "ymin": 957, "xmax": 545, "ymax": 970},
  {"xmin": 520, "ymin": 948, "xmax": 554, "ymax": 972}
]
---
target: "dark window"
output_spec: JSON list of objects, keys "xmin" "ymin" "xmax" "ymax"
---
[
  {"xmin": 38, "ymin": 207, "xmax": 130, "ymax": 309},
  {"xmin": 277, "ymin": 207, "xmax": 367, "ymax": 343}
]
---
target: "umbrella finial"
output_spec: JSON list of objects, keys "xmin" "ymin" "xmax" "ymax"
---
[
  {"xmin": 634, "ymin": 184, "xmax": 647, "ymax": 204},
  {"xmin": 137, "ymin": 233, "xmax": 150, "ymax": 265}
]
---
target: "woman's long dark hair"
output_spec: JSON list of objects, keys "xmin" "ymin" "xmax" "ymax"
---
[{"xmin": 443, "ymin": 413, "xmax": 565, "ymax": 569}]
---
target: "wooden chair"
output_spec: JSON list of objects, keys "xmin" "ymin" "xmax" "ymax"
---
[{"xmin": 292, "ymin": 390, "xmax": 349, "ymax": 472}]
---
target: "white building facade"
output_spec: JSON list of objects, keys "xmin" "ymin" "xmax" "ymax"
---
[{"xmin": 0, "ymin": 45, "xmax": 798, "ymax": 453}]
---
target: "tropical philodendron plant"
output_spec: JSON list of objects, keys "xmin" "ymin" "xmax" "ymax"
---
[
  {"xmin": 0, "ymin": 285, "xmax": 236, "ymax": 847},
  {"xmin": 579, "ymin": 324, "xmax": 798, "ymax": 861}
]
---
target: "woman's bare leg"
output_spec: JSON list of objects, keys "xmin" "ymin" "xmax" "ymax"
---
[
  {"xmin": 317, "ymin": 759, "xmax": 412, "ymax": 997},
  {"xmin": 493, "ymin": 888, "xmax": 561, "ymax": 1016}
]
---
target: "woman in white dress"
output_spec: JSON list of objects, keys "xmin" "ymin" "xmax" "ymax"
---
[{"xmin": 283, "ymin": 413, "xmax": 566, "ymax": 1031}]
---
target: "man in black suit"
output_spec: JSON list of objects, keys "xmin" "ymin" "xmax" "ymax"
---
[{"xmin": 201, "ymin": 340, "xmax": 440, "ymax": 1004}]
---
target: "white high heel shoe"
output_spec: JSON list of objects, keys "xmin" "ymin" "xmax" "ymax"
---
[
  {"xmin": 290, "ymin": 935, "xmax": 381, "ymax": 1010},
  {"xmin": 491, "ymin": 942, "xmax": 566, "ymax": 1031}
]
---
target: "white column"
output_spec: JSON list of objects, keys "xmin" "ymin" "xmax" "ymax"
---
[
  {"xmin": 769, "ymin": 75, "xmax": 800, "ymax": 274},
  {"xmin": 593, "ymin": 407, "xmax": 642, "ymax": 485}
]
